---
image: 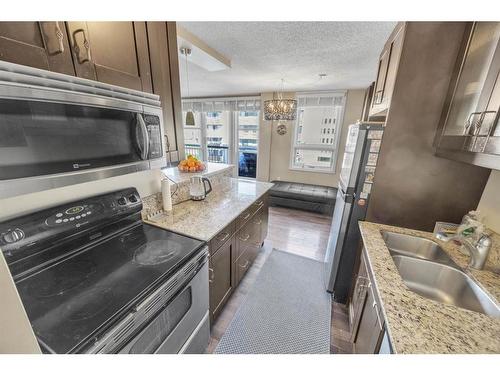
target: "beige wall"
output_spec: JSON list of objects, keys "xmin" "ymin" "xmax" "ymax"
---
[
  {"xmin": 257, "ymin": 89, "xmax": 366, "ymax": 187},
  {"xmin": 0, "ymin": 169, "xmax": 162, "ymax": 221},
  {"xmin": 477, "ymin": 169, "xmax": 500, "ymax": 233}
]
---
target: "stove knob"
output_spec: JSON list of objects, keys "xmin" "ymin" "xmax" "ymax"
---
[
  {"xmin": 117, "ymin": 197, "xmax": 127, "ymax": 205},
  {"xmin": 128, "ymin": 195, "xmax": 138, "ymax": 203},
  {"xmin": 2, "ymin": 229, "xmax": 25, "ymax": 243}
]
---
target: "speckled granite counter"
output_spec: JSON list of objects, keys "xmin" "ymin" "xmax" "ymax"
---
[
  {"xmin": 359, "ymin": 221, "xmax": 500, "ymax": 354},
  {"xmin": 143, "ymin": 178, "xmax": 274, "ymax": 241},
  {"xmin": 161, "ymin": 162, "xmax": 234, "ymax": 184}
]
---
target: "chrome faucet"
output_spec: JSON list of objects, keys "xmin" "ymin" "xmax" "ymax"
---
[{"xmin": 436, "ymin": 232, "xmax": 491, "ymax": 270}]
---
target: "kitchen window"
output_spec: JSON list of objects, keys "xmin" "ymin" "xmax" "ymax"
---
[
  {"xmin": 290, "ymin": 92, "xmax": 346, "ymax": 173},
  {"xmin": 182, "ymin": 97, "xmax": 260, "ymax": 178}
]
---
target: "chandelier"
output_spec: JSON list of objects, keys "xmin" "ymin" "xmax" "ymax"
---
[{"xmin": 264, "ymin": 79, "xmax": 297, "ymax": 121}]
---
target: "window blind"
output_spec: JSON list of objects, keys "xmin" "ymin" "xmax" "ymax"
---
[
  {"xmin": 182, "ymin": 96, "xmax": 261, "ymax": 112},
  {"xmin": 297, "ymin": 93, "xmax": 345, "ymax": 107}
]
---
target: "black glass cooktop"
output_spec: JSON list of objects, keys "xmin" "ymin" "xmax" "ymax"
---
[{"xmin": 15, "ymin": 223, "xmax": 204, "ymax": 353}]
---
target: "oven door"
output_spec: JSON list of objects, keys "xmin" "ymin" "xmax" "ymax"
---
[
  {"xmin": 118, "ymin": 261, "xmax": 209, "ymax": 354},
  {"xmin": 0, "ymin": 97, "xmax": 153, "ymax": 180}
]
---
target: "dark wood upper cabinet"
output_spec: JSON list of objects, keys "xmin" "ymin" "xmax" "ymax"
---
[
  {"xmin": 0, "ymin": 22, "xmax": 75, "ymax": 76},
  {"xmin": 435, "ymin": 22, "xmax": 500, "ymax": 168},
  {"xmin": 66, "ymin": 21, "xmax": 152, "ymax": 92},
  {"xmin": 369, "ymin": 23, "xmax": 404, "ymax": 117}
]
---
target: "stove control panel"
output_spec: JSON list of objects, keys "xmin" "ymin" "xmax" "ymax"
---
[{"xmin": 0, "ymin": 188, "xmax": 143, "ymax": 265}]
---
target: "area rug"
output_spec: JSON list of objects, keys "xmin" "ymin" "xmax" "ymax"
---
[{"xmin": 214, "ymin": 249, "xmax": 331, "ymax": 354}]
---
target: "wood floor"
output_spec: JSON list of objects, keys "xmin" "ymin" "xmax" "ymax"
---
[{"xmin": 206, "ymin": 206, "xmax": 353, "ymax": 354}]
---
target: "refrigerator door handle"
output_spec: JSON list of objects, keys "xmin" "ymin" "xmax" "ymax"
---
[{"xmin": 341, "ymin": 192, "xmax": 355, "ymax": 204}]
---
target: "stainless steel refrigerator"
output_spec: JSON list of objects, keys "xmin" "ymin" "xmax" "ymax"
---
[{"xmin": 324, "ymin": 122, "xmax": 384, "ymax": 302}]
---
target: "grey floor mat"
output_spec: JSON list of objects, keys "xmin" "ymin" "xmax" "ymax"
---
[{"xmin": 214, "ymin": 249, "xmax": 331, "ymax": 354}]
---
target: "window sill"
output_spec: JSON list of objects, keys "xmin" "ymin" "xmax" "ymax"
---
[{"xmin": 288, "ymin": 166, "xmax": 336, "ymax": 174}]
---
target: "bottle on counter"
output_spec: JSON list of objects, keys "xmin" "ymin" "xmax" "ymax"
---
[{"xmin": 161, "ymin": 178, "xmax": 173, "ymax": 212}]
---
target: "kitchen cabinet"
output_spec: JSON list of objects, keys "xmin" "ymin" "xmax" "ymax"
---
[
  {"xmin": 208, "ymin": 194, "xmax": 269, "ymax": 323},
  {"xmin": 209, "ymin": 235, "xmax": 236, "ymax": 322},
  {"xmin": 348, "ymin": 251, "xmax": 369, "ymax": 340},
  {"xmin": 0, "ymin": 22, "xmax": 75, "ymax": 76},
  {"xmin": 146, "ymin": 22, "xmax": 184, "ymax": 161},
  {"xmin": 66, "ymin": 22, "xmax": 152, "ymax": 92},
  {"xmin": 349, "ymin": 248, "xmax": 387, "ymax": 354},
  {"xmin": 435, "ymin": 22, "xmax": 500, "ymax": 169},
  {"xmin": 369, "ymin": 23, "xmax": 405, "ymax": 117},
  {"xmin": 353, "ymin": 284, "xmax": 385, "ymax": 353}
]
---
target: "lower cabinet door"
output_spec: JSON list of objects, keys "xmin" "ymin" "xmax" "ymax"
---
[
  {"xmin": 353, "ymin": 287, "xmax": 384, "ymax": 354},
  {"xmin": 209, "ymin": 237, "xmax": 235, "ymax": 322}
]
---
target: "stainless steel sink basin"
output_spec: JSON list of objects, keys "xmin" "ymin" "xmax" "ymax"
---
[
  {"xmin": 392, "ymin": 255, "xmax": 500, "ymax": 318},
  {"xmin": 382, "ymin": 231, "xmax": 456, "ymax": 266}
]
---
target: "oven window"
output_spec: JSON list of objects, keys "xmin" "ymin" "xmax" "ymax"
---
[
  {"xmin": 0, "ymin": 98, "xmax": 143, "ymax": 180},
  {"xmin": 128, "ymin": 286, "xmax": 193, "ymax": 354}
]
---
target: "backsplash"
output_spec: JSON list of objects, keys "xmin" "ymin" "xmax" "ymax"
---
[{"xmin": 141, "ymin": 167, "xmax": 234, "ymax": 220}]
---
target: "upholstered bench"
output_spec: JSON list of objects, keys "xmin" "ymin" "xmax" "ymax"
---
[{"xmin": 269, "ymin": 181, "xmax": 337, "ymax": 215}]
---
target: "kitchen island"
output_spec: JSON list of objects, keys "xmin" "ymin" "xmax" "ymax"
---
[
  {"xmin": 358, "ymin": 221, "xmax": 500, "ymax": 354},
  {"xmin": 143, "ymin": 176, "xmax": 274, "ymax": 322}
]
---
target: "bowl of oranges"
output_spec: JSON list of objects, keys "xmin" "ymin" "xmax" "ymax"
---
[{"xmin": 178, "ymin": 155, "xmax": 205, "ymax": 173}]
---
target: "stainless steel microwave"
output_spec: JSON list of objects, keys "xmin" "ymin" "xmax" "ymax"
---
[{"xmin": 0, "ymin": 62, "xmax": 166, "ymax": 199}]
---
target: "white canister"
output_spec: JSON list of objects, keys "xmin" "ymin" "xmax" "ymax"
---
[{"xmin": 161, "ymin": 178, "xmax": 173, "ymax": 212}]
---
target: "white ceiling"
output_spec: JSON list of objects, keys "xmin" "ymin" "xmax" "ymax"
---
[{"xmin": 177, "ymin": 22, "xmax": 397, "ymax": 98}]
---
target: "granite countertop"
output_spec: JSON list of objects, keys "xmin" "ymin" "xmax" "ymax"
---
[
  {"xmin": 359, "ymin": 221, "xmax": 500, "ymax": 354},
  {"xmin": 161, "ymin": 162, "xmax": 235, "ymax": 184},
  {"xmin": 144, "ymin": 178, "xmax": 274, "ymax": 241}
]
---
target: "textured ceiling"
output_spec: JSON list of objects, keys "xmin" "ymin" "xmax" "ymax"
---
[{"xmin": 177, "ymin": 22, "xmax": 397, "ymax": 98}]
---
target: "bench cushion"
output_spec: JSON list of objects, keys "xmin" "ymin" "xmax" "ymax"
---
[{"xmin": 269, "ymin": 181, "xmax": 337, "ymax": 204}]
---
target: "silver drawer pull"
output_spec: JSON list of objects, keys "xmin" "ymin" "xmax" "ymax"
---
[
  {"xmin": 255, "ymin": 219, "xmax": 262, "ymax": 225},
  {"xmin": 240, "ymin": 260, "xmax": 250, "ymax": 269},
  {"xmin": 241, "ymin": 213, "xmax": 251, "ymax": 220},
  {"xmin": 239, "ymin": 234, "xmax": 250, "ymax": 242},
  {"xmin": 216, "ymin": 232, "xmax": 230, "ymax": 242},
  {"xmin": 372, "ymin": 300, "xmax": 384, "ymax": 330},
  {"xmin": 208, "ymin": 268, "xmax": 214, "ymax": 282}
]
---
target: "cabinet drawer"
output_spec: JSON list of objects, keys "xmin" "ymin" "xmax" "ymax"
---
[
  {"xmin": 209, "ymin": 221, "xmax": 235, "ymax": 255},
  {"xmin": 236, "ymin": 207, "xmax": 254, "ymax": 230},
  {"xmin": 235, "ymin": 243, "xmax": 260, "ymax": 285},
  {"xmin": 236, "ymin": 217, "xmax": 261, "ymax": 259}
]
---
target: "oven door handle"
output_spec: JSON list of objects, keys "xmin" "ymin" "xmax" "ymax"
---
[{"xmin": 136, "ymin": 113, "xmax": 150, "ymax": 160}]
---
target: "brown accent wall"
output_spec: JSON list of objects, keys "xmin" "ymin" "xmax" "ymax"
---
[{"xmin": 366, "ymin": 22, "xmax": 491, "ymax": 231}]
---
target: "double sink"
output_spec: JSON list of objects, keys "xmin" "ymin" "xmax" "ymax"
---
[{"xmin": 381, "ymin": 231, "xmax": 500, "ymax": 318}]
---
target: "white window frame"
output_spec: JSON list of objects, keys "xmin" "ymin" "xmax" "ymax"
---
[
  {"xmin": 182, "ymin": 96, "xmax": 260, "ymax": 178},
  {"xmin": 289, "ymin": 91, "xmax": 347, "ymax": 174}
]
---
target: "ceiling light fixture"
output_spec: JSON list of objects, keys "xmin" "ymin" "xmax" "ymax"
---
[
  {"xmin": 264, "ymin": 79, "xmax": 297, "ymax": 121},
  {"xmin": 180, "ymin": 47, "xmax": 195, "ymax": 126}
]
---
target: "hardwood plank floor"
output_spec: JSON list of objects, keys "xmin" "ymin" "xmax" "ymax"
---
[{"xmin": 206, "ymin": 206, "xmax": 353, "ymax": 354}]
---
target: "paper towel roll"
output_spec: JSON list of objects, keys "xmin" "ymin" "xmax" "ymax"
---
[{"xmin": 161, "ymin": 179, "xmax": 173, "ymax": 212}]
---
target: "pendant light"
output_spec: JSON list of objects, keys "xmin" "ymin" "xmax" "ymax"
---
[
  {"xmin": 264, "ymin": 78, "xmax": 297, "ymax": 121},
  {"xmin": 180, "ymin": 47, "xmax": 195, "ymax": 126}
]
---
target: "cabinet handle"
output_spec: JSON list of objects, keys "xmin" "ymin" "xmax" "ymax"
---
[
  {"xmin": 240, "ymin": 260, "xmax": 250, "ymax": 269},
  {"xmin": 216, "ymin": 232, "xmax": 230, "ymax": 243},
  {"xmin": 464, "ymin": 111, "xmax": 483, "ymax": 134},
  {"xmin": 208, "ymin": 267, "xmax": 214, "ymax": 283},
  {"xmin": 374, "ymin": 90, "xmax": 383, "ymax": 104},
  {"xmin": 372, "ymin": 300, "xmax": 384, "ymax": 330},
  {"xmin": 72, "ymin": 28, "xmax": 91, "ymax": 64},
  {"xmin": 239, "ymin": 234, "xmax": 250, "ymax": 242},
  {"xmin": 255, "ymin": 219, "xmax": 262, "ymax": 225},
  {"xmin": 40, "ymin": 22, "xmax": 65, "ymax": 55},
  {"xmin": 241, "ymin": 212, "xmax": 251, "ymax": 220},
  {"xmin": 480, "ymin": 110, "xmax": 498, "ymax": 135}
]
